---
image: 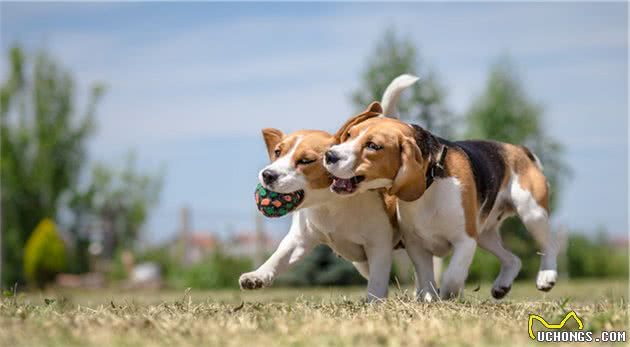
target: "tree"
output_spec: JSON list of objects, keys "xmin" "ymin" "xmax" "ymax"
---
[
  {"xmin": 0, "ymin": 46, "xmax": 162, "ymax": 287},
  {"xmin": 467, "ymin": 57, "xmax": 570, "ymax": 208},
  {"xmin": 68, "ymin": 154, "xmax": 162, "ymax": 259},
  {"xmin": 0, "ymin": 45, "xmax": 104, "ymax": 286},
  {"xmin": 466, "ymin": 57, "xmax": 571, "ymax": 279},
  {"xmin": 351, "ymin": 28, "xmax": 456, "ymax": 137}
]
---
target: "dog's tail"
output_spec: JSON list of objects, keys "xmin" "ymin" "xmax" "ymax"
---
[{"xmin": 381, "ymin": 74, "xmax": 419, "ymax": 118}]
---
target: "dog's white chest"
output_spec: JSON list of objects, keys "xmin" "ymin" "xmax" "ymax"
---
[
  {"xmin": 305, "ymin": 192, "xmax": 393, "ymax": 262},
  {"xmin": 398, "ymin": 177, "xmax": 466, "ymax": 256}
]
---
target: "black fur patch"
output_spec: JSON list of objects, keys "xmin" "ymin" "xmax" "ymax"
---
[
  {"xmin": 411, "ymin": 124, "xmax": 442, "ymax": 160},
  {"xmin": 520, "ymin": 145, "xmax": 538, "ymax": 165},
  {"xmin": 411, "ymin": 125, "xmax": 506, "ymax": 218},
  {"xmin": 453, "ymin": 141, "xmax": 506, "ymax": 218}
]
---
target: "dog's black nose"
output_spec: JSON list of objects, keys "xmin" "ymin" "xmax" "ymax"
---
[
  {"xmin": 262, "ymin": 169, "xmax": 279, "ymax": 185},
  {"xmin": 325, "ymin": 150, "xmax": 340, "ymax": 164}
]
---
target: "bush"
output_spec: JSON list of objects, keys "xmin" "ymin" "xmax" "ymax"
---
[
  {"xmin": 567, "ymin": 233, "xmax": 628, "ymax": 278},
  {"xmin": 467, "ymin": 229, "xmax": 628, "ymax": 283},
  {"xmin": 167, "ymin": 251, "xmax": 252, "ymax": 289},
  {"xmin": 23, "ymin": 219, "xmax": 67, "ymax": 288},
  {"xmin": 467, "ymin": 249, "xmax": 501, "ymax": 283}
]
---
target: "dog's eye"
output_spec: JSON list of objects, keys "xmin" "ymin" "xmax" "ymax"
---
[
  {"xmin": 346, "ymin": 132, "xmax": 351, "ymax": 139},
  {"xmin": 296, "ymin": 158, "xmax": 316, "ymax": 165},
  {"xmin": 366, "ymin": 142, "xmax": 383, "ymax": 151},
  {"xmin": 274, "ymin": 149, "xmax": 281, "ymax": 158}
]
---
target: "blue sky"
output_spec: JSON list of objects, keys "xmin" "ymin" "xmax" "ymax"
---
[{"xmin": 1, "ymin": 2, "xmax": 627, "ymax": 243}]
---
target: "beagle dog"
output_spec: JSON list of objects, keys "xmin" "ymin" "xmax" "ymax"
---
[
  {"xmin": 324, "ymin": 103, "xmax": 557, "ymax": 300},
  {"xmin": 239, "ymin": 75, "xmax": 418, "ymax": 301}
]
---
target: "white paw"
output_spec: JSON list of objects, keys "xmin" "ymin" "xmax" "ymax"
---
[
  {"xmin": 421, "ymin": 291, "xmax": 438, "ymax": 303},
  {"xmin": 416, "ymin": 288, "xmax": 439, "ymax": 302},
  {"xmin": 536, "ymin": 270, "xmax": 557, "ymax": 292},
  {"xmin": 239, "ymin": 272, "xmax": 270, "ymax": 290}
]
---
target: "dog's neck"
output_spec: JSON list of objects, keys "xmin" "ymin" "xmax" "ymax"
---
[{"xmin": 297, "ymin": 187, "xmax": 338, "ymax": 209}]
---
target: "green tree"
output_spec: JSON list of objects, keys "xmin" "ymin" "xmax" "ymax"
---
[
  {"xmin": 467, "ymin": 58, "xmax": 570, "ymax": 205},
  {"xmin": 466, "ymin": 57, "xmax": 571, "ymax": 279},
  {"xmin": 351, "ymin": 28, "xmax": 456, "ymax": 137},
  {"xmin": 68, "ymin": 154, "xmax": 162, "ymax": 258},
  {"xmin": 0, "ymin": 46, "xmax": 104, "ymax": 286}
]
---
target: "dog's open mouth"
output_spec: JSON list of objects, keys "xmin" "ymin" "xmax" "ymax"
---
[{"xmin": 331, "ymin": 175, "xmax": 365, "ymax": 194}]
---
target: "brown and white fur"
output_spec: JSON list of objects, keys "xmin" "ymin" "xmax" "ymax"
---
[
  {"xmin": 238, "ymin": 75, "xmax": 418, "ymax": 301},
  {"xmin": 324, "ymin": 104, "xmax": 557, "ymax": 300}
]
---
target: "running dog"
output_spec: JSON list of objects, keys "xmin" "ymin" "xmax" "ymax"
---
[
  {"xmin": 239, "ymin": 75, "xmax": 419, "ymax": 301},
  {"xmin": 324, "ymin": 103, "xmax": 557, "ymax": 300}
]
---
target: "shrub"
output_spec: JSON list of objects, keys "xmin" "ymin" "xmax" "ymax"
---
[
  {"xmin": 467, "ymin": 249, "xmax": 501, "ymax": 283},
  {"xmin": 23, "ymin": 219, "xmax": 67, "ymax": 288},
  {"xmin": 467, "ymin": 230, "xmax": 628, "ymax": 283},
  {"xmin": 567, "ymin": 233, "xmax": 628, "ymax": 278},
  {"xmin": 167, "ymin": 251, "xmax": 253, "ymax": 289}
]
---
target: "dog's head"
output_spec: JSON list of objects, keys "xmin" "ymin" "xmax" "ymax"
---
[
  {"xmin": 324, "ymin": 101, "xmax": 435, "ymax": 201},
  {"xmin": 259, "ymin": 128, "xmax": 334, "ymax": 203}
]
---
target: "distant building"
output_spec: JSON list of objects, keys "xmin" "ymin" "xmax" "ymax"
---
[
  {"xmin": 609, "ymin": 237, "xmax": 629, "ymax": 249},
  {"xmin": 172, "ymin": 231, "xmax": 218, "ymax": 265},
  {"xmin": 225, "ymin": 231, "xmax": 277, "ymax": 259}
]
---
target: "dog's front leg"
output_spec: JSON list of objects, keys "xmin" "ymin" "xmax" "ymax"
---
[
  {"xmin": 239, "ymin": 213, "xmax": 317, "ymax": 290},
  {"xmin": 440, "ymin": 236, "xmax": 476, "ymax": 299},
  {"xmin": 365, "ymin": 243, "xmax": 393, "ymax": 302},
  {"xmin": 402, "ymin": 231, "xmax": 438, "ymax": 302}
]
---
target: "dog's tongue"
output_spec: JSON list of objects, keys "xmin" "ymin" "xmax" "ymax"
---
[{"xmin": 332, "ymin": 178, "xmax": 356, "ymax": 193}]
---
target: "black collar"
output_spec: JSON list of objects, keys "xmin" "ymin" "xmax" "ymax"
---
[{"xmin": 426, "ymin": 145, "xmax": 448, "ymax": 188}]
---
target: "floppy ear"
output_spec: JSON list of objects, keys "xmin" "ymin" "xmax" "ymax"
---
[
  {"xmin": 261, "ymin": 128, "xmax": 284, "ymax": 160},
  {"xmin": 366, "ymin": 101, "xmax": 383, "ymax": 114},
  {"xmin": 333, "ymin": 101, "xmax": 383, "ymax": 142},
  {"xmin": 389, "ymin": 136, "xmax": 425, "ymax": 201}
]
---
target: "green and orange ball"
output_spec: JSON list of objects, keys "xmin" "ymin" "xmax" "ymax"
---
[{"xmin": 254, "ymin": 183, "xmax": 304, "ymax": 217}]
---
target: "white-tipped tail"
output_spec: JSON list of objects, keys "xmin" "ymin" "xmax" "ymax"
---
[
  {"xmin": 381, "ymin": 74, "xmax": 419, "ymax": 118},
  {"xmin": 531, "ymin": 152, "xmax": 544, "ymax": 171}
]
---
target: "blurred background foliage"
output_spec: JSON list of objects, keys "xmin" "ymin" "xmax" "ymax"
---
[
  {"xmin": 1, "ymin": 46, "xmax": 162, "ymax": 288},
  {"xmin": 0, "ymin": 27, "xmax": 626, "ymax": 290},
  {"xmin": 23, "ymin": 219, "xmax": 67, "ymax": 288}
]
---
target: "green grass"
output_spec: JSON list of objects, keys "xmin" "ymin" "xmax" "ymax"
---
[{"xmin": 1, "ymin": 279, "xmax": 627, "ymax": 347}]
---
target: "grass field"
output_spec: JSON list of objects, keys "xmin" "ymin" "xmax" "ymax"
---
[{"xmin": 1, "ymin": 279, "xmax": 627, "ymax": 347}]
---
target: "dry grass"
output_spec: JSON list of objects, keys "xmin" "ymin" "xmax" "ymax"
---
[{"xmin": 1, "ymin": 279, "xmax": 627, "ymax": 347}]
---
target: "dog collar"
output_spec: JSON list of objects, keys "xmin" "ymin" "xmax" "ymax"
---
[{"xmin": 426, "ymin": 145, "xmax": 448, "ymax": 188}]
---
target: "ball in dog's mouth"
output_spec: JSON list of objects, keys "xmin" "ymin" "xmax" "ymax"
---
[
  {"xmin": 331, "ymin": 175, "xmax": 365, "ymax": 194},
  {"xmin": 255, "ymin": 183, "xmax": 305, "ymax": 218}
]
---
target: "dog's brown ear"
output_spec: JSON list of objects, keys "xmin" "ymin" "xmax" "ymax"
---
[
  {"xmin": 262, "ymin": 128, "xmax": 284, "ymax": 160},
  {"xmin": 334, "ymin": 101, "xmax": 382, "ymax": 143},
  {"xmin": 389, "ymin": 136, "xmax": 425, "ymax": 201},
  {"xmin": 366, "ymin": 101, "xmax": 383, "ymax": 114}
]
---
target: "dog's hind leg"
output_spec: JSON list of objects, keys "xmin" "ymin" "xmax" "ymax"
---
[
  {"xmin": 510, "ymin": 176, "xmax": 557, "ymax": 292},
  {"xmin": 477, "ymin": 227, "xmax": 521, "ymax": 299}
]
